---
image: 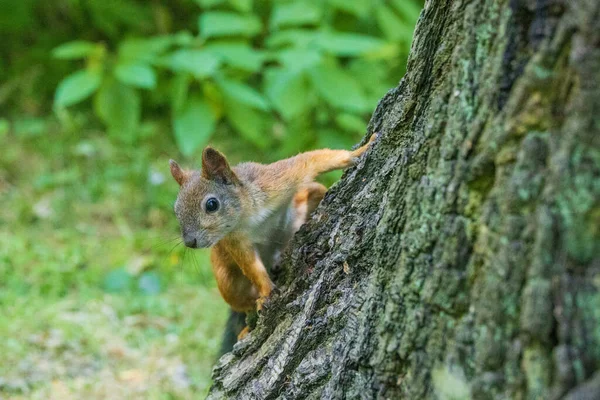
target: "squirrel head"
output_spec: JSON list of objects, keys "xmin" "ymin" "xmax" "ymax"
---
[{"xmin": 170, "ymin": 147, "xmax": 243, "ymax": 248}]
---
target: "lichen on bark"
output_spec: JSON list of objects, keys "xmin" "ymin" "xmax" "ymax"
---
[{"xmin": 208, "ymin": 0, "xmax": 600, "ymax": 398}]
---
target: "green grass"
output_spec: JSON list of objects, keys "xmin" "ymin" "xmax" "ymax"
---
[{"xmin": 0, "ymin": 119, "xmax": 229, "ymax": 398}]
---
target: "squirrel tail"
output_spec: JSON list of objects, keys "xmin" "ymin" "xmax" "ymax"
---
[{"xmin": 218, "ymin": 309, "xmax": 247, "ymax": 356}]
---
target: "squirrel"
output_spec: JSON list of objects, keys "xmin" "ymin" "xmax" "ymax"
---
[{"xmin": 168, "ymin": 134, "xmax": 376, "ymax": 326}]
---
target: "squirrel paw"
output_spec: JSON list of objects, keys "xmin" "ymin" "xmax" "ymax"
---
[
  {"xmin": 256, "ymin": 295, "xmax": 269, "ymax": 312},
  {"xmin": 237, "ymin": 326, "xmax": 250, "ymax": 341},
  {"xmin": 350, "ymin": 132, "xmax": 378, "ymax": 162},
  {"xmin": 256, "ymin": 286, "xmax": 280, "ymax": 311}
]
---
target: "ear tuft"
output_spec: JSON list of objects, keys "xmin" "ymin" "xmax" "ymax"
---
[
  {"xmin": 201, "ymin": 147, "xmax": 239, "ymax": 185},
  {"xmin": 169, "ymin": 159, "xmax": 189, "ymax": 186}
]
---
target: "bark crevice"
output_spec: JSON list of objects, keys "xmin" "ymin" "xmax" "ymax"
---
[{"xmin": 209, "ymin": 0, "xmax": 600, "ymax": 398}]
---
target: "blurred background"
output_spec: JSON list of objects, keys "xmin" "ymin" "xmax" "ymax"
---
[{"xmin": 0, "ymin": 0, "xmax": 420, "ymax": 397}]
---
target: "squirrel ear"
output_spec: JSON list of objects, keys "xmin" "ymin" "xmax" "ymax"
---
[
  {"xmin": 201, "ymin": 147, "xmax": 239, "ymax": 185},
  {"xmin": 169, "ymin": 159, "xmax": 190, "ymax": 186}
]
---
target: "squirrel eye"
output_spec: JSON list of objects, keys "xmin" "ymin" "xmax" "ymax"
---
[{"xmin": 205, "ymin": 197, "xmax": 220, "ymax": 213}]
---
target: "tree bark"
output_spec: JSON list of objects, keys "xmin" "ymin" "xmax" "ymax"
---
[{"xmin": 208, "ymin": 0, "xmax": 600, "ymax": 398}]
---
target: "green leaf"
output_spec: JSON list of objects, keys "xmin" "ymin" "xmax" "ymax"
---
[
  {"xmin": 54, "ymin": 69, "xmax": 102, "ymax": 107},
  {"xmin": 224, "ymin": 98, "xmax": 271, "ymax": 148},
  {"xmin": 315, "ymin": 32, "xmax": 386, "ymax": 56},
  {"xmin": 317, "ymin": 128, "xmax": 357, "ymax": 150},
  {"xmin": 171, "ymin": 74, "xmax": 191, "ymax": 114},
  {"xmin": 265, "ymin": 29, "xmax": 317, "ymax": 48},
  {"xmin": 389, "ymin": 0, "xmax": 422, "ymax": 22},
  {"xmin": 103, "ymin": 268, "xmax": 132, "ymax": 293},
  {"xmin": 115, "ymin": 63, "xmax": 157, "ymax": 89},
  {"xmin": 335, "ymin": 113, "xmax": 366, "ymax": 134},
  {"xmin": 86, "ymin": 0, "xmax": 150, "ymax": 36},
  {"xmin": 205, "ymin": 42, "xmax": 264, "ymax": 71},
  {"xmin": 347, "ymin": 58, "xmax": 393, "ymax": 105},
  {"xmin": 94, "ymin": 78, "xmax": 141, "ymax": 140},
  {"xmin": 0, "ymin": 119, "xmax": 8, "ymax": 138},
  {"xmin": 229, "ymin": 0, "xmax": 252, "ymax": 12},
  {"xmin": 194, "ymin": 0, "xmax": 225, "ymax": 7},
  {"xmin": 308, "ymin": 64, "xmax": 368, "ymax": 113},
  {"xmin": 138, "ymin": 272, "xmax": 161, "ymax": 295},
  {"xmin": 118, "ymin": 36, "xmax": 175, "ymax": 63},
  {"xmin": 173, "ymin": 97, "xmax": 218, "ymax": 156},
  {"xmin": 52, "ymin": 41, "xmax": 99, "ymax": 59},
  {"xmin": 13, "ymin": 118, "xmax": 46, "ymax": 138},
  {"xmin": 159, "ymin": 50, "xmax": 220, "ymax": 78},
  {"xmin": 199, "ymin": 12, "xmax": 262, "ymax": 38},
  {"xmin": 270, "ymin": 2, "xmax": 322, "ymax": 30},
  {"xmin": 375, "ymin": 5, "xmax": 416, "ymax": 42},
  {"xmin": 173, "ymin": 31, "xmax": 195, "ymax": 46},
  {"xmin": 265, "ymin": 69, "xmax": 311, "ymax": 120},
  {"xmin": 275, "ymin": 49, "xmax": 322, "ymax": 71},
  {"xmin": 276, "ymin": 121, "xmax": 316, "ymax": 156},
  {"xmin": 216, "ymin": 78, "xmax": 270, "ymax": 111},
  {"xmin": 327, "ymin": 0, "xmax": 371, "ymax": 17}
]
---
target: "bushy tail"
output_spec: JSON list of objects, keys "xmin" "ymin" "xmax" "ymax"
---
[{"xmin": 218, "ymin": 309, "xmax": 247, "ymax": 356}]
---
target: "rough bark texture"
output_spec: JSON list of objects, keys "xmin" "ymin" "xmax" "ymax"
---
[{"xmin": 208, "ymin": 0, "xmax": 600, "ymax": 398}]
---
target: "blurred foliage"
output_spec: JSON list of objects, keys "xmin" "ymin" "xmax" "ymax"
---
[{"xmin": 0, "ymin": 0, "xmax": 421, "ymax": 160}]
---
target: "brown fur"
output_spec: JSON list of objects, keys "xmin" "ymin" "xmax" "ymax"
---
[
  {"xmin": 169, "ymin": 134, "xmax": 376, "ymax": 314},
  {"xmin": 292, "ymin": 182, "xmax": 327, "ymax": 233}
]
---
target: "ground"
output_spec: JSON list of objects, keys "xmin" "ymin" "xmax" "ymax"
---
[{"xmin": 0, "ymin": 119, "xmax": 228, "ymax": 399}]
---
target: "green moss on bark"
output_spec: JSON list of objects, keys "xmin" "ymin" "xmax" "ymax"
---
[{"xmin": 209, "ymin": 0, "xmax": 600, "ymax": 398}]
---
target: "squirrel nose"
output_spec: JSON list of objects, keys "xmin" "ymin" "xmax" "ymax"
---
[{"xmin": 183, "ymin": 235, "xmax": 197, "ymax": 248}]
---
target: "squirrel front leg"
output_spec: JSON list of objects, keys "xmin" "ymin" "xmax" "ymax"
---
[
  {"xmin": 292, "ymin": 182, "xmax": 327, "ymax": 233},
  {"xmin": 261, "ymin": 134, "xmax": 376, "ymax": 202},
  {"xmin": 300, "ymin": 133, "xmax": 377, "ymax": 176},
  {"xmin": 221, "ymin": 234, "xmax": 274, "ymax": 311}
]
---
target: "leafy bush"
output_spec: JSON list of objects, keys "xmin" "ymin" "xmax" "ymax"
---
[{"xmin": 3, "ymin": 0, "xmax": 421, "ymax": 159}]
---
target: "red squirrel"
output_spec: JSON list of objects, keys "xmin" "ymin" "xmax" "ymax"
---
[{"xmin": 169, "ymin": 134, "xmax": 376, "ymax": 321}]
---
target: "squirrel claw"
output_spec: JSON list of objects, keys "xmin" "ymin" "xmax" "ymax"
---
[{"xmin": 256, "ymin": 296, "xmax": 269, "ymax": 312}]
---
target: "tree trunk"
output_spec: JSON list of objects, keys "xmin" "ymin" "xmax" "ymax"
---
[{"xmin": 208, "ymin": 0, "xmax": 600, "ymax": 398}]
